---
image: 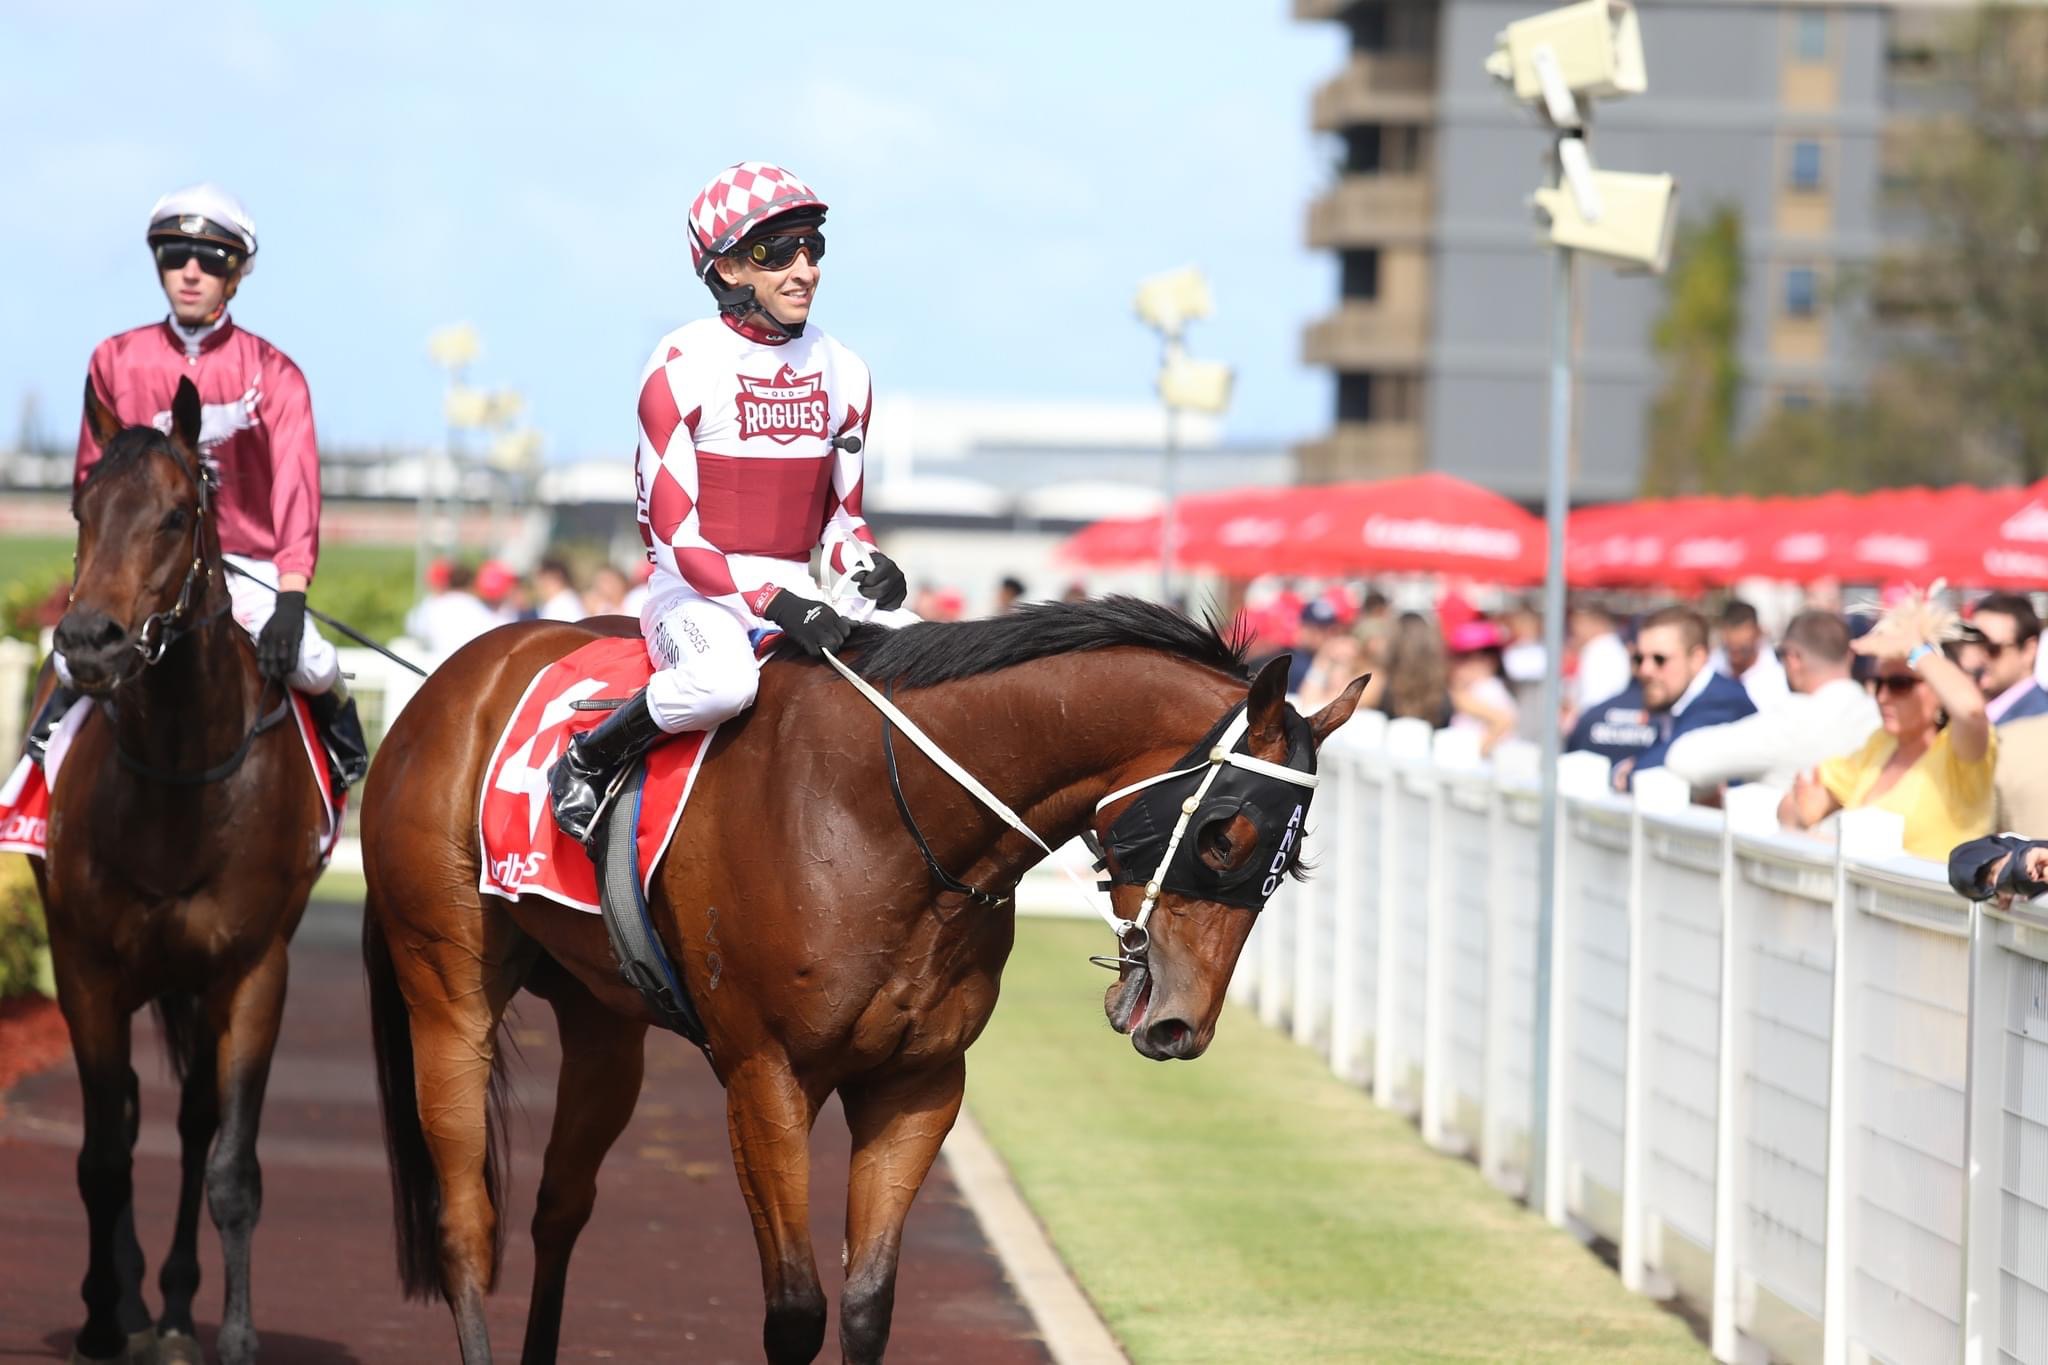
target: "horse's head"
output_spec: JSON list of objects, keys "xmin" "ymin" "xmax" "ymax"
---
[
  {"xmin": 57, "ymin": 377, "xmax": 213, "ymax": 694},
  {"xmin": 1094, "ymin": 656, "xmax": 1367, "ymax": 1061}
]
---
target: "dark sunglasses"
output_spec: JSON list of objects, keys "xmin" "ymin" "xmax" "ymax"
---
[
  {"xmin": 153, "ymin": 241, "xmax": 242, "ymax": 277},
  {"xmin": 1629, "ymin": 651, "xmax": 1673, "ymax": 669},
  {"xmin": 743, "ymin": 231, "xmax": 825, "ymax": 270},
  {"xmin": 1873, "ymin": 674, "xmax": 1923, "ymax": 695}
]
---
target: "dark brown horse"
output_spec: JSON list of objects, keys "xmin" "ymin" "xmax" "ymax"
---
[
  {"xmin": 33, "ymin": 378, "xmax": 325, "ymax": 1365},
  {"xmin": 360, "ymin": 600, "xmax": 1364, "ymax": 1363}
]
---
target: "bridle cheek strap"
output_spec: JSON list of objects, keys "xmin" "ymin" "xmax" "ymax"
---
[{"xmin": 1092, "ymin": 710, "xmax": 1319, "ymax": 948}]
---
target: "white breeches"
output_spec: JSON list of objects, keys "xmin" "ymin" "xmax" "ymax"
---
[
  {"xmin": 224, "ymin": 555, "xmax": 340, "ymax": 693},
  {"xmin": 54, "ymin": 555, "xmax": 339, "ymax": 693},
  {"xmin": 641, "ymin": 588, "xmax": 919, "ymax": 735}
]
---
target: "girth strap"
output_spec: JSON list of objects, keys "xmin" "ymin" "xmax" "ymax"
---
[{"xmin": 596, "ymin": 760, "xmax": 710, "ymax": 1052}]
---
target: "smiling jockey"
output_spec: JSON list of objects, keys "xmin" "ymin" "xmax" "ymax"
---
[
  {"xmin": 547, "ymin": 161, "xmax": 917, "ymax": 846},
  {"xmin": 29, "ymin": 183, "xmax": 369, "ymax": 791}
]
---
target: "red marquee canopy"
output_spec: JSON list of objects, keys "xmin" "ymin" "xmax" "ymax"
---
[{"xmin": 1061, "ymin": 477, "xmax": 2048, "ymax": 589}]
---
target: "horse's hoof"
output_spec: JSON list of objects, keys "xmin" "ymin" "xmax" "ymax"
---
[{"xmin": 152, "ymin": 1331, "xmax": 206, "ymax": 1364}]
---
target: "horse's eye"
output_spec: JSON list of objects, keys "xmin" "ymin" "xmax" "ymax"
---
[{"xmin": 159, "ymin": 508, "xmax": 188, "ymax": 534}]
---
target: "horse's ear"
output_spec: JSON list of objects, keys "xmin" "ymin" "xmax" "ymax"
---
[
  {"xmin": 1245, "ymin": 654, "xmax": 1293, "ymax": 754},
  {"xmin": 170, "ymin": 377, "xmax": 202, "ymax": 453},
  {"xmin": 83, "ymin": 377, "xmax": 122, "ymax": 449},
  {"xmin": 1307, "ymin": 673, "xmax": 1372, "ymax": 749}
]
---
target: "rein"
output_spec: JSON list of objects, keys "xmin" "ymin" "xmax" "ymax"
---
[
  {"xmin": 879, "ymin": 680, "xmax": 1011, "ymax": 909},
  {"xmin": 107, "ymin": 682, "xmax": 292, "ymax": 786}
]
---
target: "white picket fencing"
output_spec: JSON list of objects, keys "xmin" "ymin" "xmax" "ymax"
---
[{"xmin": 1248, "ymin": 718, "xmax": 2048, "ymax": 1365}]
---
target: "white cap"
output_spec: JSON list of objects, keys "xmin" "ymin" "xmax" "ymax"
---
[{"xmin": 146, "ymin": 183, "xmax": 258, "ymax": 270}]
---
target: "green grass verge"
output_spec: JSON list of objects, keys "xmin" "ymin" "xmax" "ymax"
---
[{"xmin": 965, "ymin": 919, "xmax": 1708, "ymax": 1364}]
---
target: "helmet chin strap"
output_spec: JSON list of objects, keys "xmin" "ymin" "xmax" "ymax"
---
[{"xmin": 706, "ymin": 268, "xmax": 805, "ymax": 341}]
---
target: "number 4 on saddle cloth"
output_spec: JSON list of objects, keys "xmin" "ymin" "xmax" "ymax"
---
[{"xmin": 0, "ymin": 694, "xmax": 345, "ymax": 861}]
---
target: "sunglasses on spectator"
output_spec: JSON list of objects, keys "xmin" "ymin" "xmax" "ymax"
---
[
  {"xmin": 1873, "ymin": 674, "xmax": 1923, "ymax": 695},
  {"xmin": 153, "ymin": 241, "xmax": 242, "ymax": 277},
  {"xmin": 1629, "ymin": 651, "xmax": 1673, "ymax": 669},
  {"xmin": 743, "ymin": 231, "xmax": 825, "ymax": 270}
]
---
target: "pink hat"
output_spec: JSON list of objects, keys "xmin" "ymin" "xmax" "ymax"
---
[
  {"xmin": 1447, "ymin": 620, "xmax": 1507, "ymax": 653},
  {"xmin": 474, "ymin": 560, "xmax": 518, "ymax": 603}
]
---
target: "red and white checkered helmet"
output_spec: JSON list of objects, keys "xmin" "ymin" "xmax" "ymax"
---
[{"xmin": 686, "ymin": 162, "xmax": 827, "ymax": 279}]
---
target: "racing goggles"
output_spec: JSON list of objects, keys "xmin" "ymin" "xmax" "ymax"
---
[
  {"xmin": 153, "ymin": 240, "xmax": 243, "ymax": 277},
  {"xmin": 742, "ymin": 230, "xmax": 826, "ymax": 270}
]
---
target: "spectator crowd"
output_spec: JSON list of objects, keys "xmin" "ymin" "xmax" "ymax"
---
[{"xmin": 1254, "ymin": 582, "xmax": 2048, "ymax": 864}]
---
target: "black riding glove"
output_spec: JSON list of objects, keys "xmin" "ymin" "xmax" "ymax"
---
[
  {"xmin": 852, "ymin": 552, "xmax": 908, "ymax": 611},
  {"xmin": 257, "ymin": 591, "xmax": 307, "ymax": 680},
  {"xmin": 759, "ymin": 589, "xmax": 851, "ymax": 656}
]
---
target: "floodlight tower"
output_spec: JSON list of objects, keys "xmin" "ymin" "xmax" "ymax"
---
[
  {"xmin": 1483, "ymin": 0, "xmax": 1678, "ymax": 1242},
  {"xmin": 1135, "ymin": 267, "xmax": 1233, "ymax": 604}
]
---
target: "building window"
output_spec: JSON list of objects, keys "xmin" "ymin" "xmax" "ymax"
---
[
  {"xmin": 1347, "ymin": 1, "xmax": 1388, "ymax": 53},
  {"xmin": 1784, "ymin": 266, "xmax": 1819, "ymax": 318},
  {"xmin": 1341, "ymin": 249, "xmax": 1381, "ymax": 301},
  {"xmin": 1337, "ymin": 373, "xmax": 1375, "ymax": 424},
  {"xmin": 1383, "ymin": 124, "xmax": 1427, "ymax": 174},
  {"xmin": 1788, "ymin": 140, "xmax": 1824, "ymax": 192},
  {"xmin": 1793, "ymin": 10, "xmax": 1828, "ymax": 62},
  {"xmin": 1344, "ymin": 127, "xmax": 1382, "ymax": 175}
]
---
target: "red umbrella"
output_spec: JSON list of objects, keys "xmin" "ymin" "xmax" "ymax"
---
[{"xmin": 1062, "ymin": 474, "xmax": 1545, "ymax": 582}]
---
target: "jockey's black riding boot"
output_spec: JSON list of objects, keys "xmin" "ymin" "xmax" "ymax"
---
[
  {"xmin": 548, "ymin": 689, "xmax": 666, "ymax": 850},
  {"xmin": 25, "ymin": 682, "xmax": 81, "ymax": 767},
  {"xmin": 308, "ymin": 682, "xmax": 371, "ymax": 792}
]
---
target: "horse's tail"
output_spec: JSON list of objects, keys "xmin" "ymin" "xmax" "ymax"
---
[
  {"xmin": 150, "ymin": 993, "xmax": 204, "ymax": 1084},
  {"xmin": 362, "ymin": 901, "xmax": 512, "ymax": 1299}
]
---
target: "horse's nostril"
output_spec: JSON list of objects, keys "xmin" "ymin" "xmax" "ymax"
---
[
  {"xmin": 1142, "ymin": 1018, "xmax": 1194, "ymax": 1057},
  {"xmin": 56, "ymin": 611, "xmax": 127, "ymax": 662}
]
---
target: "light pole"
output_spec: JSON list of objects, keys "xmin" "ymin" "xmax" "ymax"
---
[
  {"xmin": 1484, "ymin": 0, "xmax": 1676, "ymax": 1218},
  {"xmin": 424, "ymin": 323, "xmax": 481, "ymax": 601},
  {"xmin": 1134, "ymin": 267, "xmax": 1233, "ymax": 605}
]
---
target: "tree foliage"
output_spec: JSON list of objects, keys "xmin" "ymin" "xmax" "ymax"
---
[
  {"xmin": 1639, "ymin": 207, "xmax": 1743, "ymax": 496},
  {"xmin": 1895, "ymin": 5, "xmax": 2048, "ymax": 482}
]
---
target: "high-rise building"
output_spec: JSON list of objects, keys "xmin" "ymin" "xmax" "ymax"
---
[{"xmin": 1295, "ymin": 0, "xmax": 1958, "ymax": 500}]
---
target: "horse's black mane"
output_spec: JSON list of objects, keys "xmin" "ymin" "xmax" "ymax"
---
[{"xmin": 833, "ymin": 595, "xmax": 1250, "ymax": 689}]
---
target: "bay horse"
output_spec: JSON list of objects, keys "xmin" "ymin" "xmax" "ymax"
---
[
  {"xmin": 33, "ymin": 378, "xmax": 327, "ymax": 1364},
  {"xmin": 360, "ymin": 599, "xmax": 1365, "ymax": 1363}
]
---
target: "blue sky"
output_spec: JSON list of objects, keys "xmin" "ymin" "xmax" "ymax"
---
[{"xmin": 6, "ymin": 2, "xmax": 1345, "ymax": 459}]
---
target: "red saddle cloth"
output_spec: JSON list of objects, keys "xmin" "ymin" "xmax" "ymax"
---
[
  {"xmin": 477, "ymin": 637, "xmax": 712, "ymax": 914},
  {"xmin": 0, "ymin": 693, "xmax": 343, "ymax": 862}
]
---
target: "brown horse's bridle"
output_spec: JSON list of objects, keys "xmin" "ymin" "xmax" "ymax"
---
[
  {"xmin": 88, "ymin": 443, "xmax": 289, "ymax": 784},
  {"xmin": 825, "ymin": 650, "xmax": 1319, "ymax": 971}
]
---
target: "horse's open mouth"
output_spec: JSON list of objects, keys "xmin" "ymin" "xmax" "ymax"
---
[{"xmin": 1106, "ymin": 964, "xmax": 1152, "ymax": 1035}]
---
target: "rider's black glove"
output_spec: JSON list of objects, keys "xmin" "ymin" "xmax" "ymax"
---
[
  {"xmin": 758, "ymin": 589, "xmax": 851, "ymax": 656},
  {"xmin": 852, "ymin": 552, "xmax": 908, "ymax": 611},
  {"xmin": 257, "ymin": 590, "xmax": 307, "ymax": 680}
]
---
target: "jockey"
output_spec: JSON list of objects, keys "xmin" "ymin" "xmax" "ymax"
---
[
  {"xmin": 30, "ymin": 183, "xmax": 369, "ymax": 791},
  {"xmin": 547, "ymin": 161, "xmax": 917, "ymax": 845}
]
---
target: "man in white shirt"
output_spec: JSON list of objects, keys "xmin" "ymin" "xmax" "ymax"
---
[
  {"xmin": 405, "ymin": 562, "xmax": 508, "ymax": 657},
  {"xmin": 1710, "ymin": 598, "xmax": 1790, "ymax": 708},
  {"xmin": 1662, "ymin": 610, "xmax": 1879, "ymax": 793},
  {"xmin": 1568, "ymin": 601, "xmax": 1632, "ymax": 720}
]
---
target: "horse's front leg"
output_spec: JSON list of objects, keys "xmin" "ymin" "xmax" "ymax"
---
[
  {"xmin": 725, "ymin": 1056, "xmax": 827, "ymax": 1365},
  {"xmin": 202, "ymin": 939, "xmax": 289, "ymax": 1365},
  {"xmin": 836, "ymin": 1057, "xmax": 966, "ymax": 1365},
  {"xmin": 155, "ymin": 998, "xmax": 220, "ymax": 1362},
  {"xmin": 54, "ymin": 963, "xmax": 153, "ymax": 1363}
]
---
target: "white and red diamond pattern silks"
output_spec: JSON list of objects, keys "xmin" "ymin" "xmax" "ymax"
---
[
  {"xmin": 633, "ymin": 316, "xmax": 876, "ymax": 628},
  {"xmin": 686, "ymin": 162, "xmax": 827, "ymax": 276}
]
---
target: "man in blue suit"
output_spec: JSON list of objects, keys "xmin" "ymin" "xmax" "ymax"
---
[
  {"xmin": 1611, "ymin": 604, "xmax": 1757, "ymax": 792},
  {"xmin": 1972, "ymin": 593, "xmax": 2048, "ymax": 725}
]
